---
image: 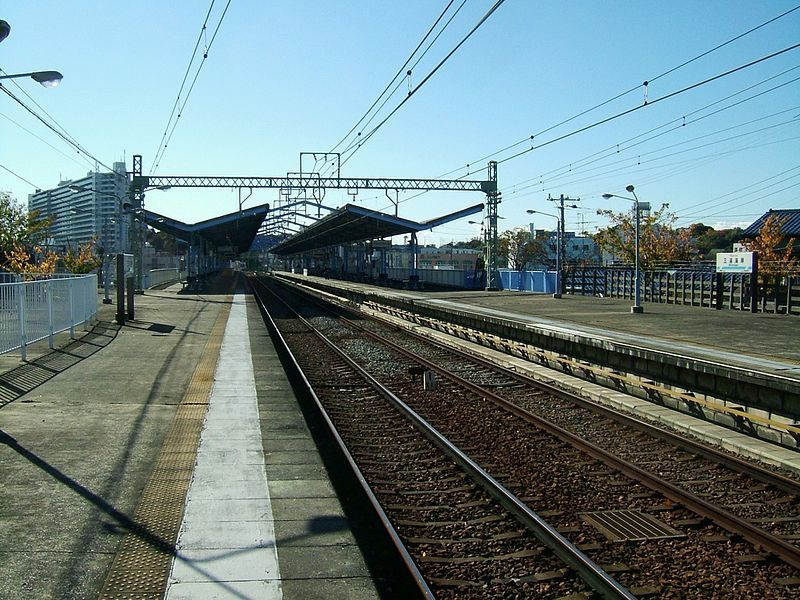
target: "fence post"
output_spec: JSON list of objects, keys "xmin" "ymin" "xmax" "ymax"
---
[
  {"xmin": 116, "ymin": 254, "xmax": 126, "ymax": 325},
  {"xmin": 47, "ymin": 282, "xmax": 54, "ymax": 349},
  {"xmin": 69, "ymin": 278, "xmax": 75, "ymax": 338},
  {"xmin": 788, "ymin": 278, "xmax": 794, "ymax": 315},
  {"xmin": 751, "ymin": 253, "xmax": 759, "ymax": 313},
  {"xmin": 17, "ymin": 282, "xmax": 27, "ymax": 361},
  {"xmin": 715, "ymin": 272, "xmax": 723, "ymax": 310}
]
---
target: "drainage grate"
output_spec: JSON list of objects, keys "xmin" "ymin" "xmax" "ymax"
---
[{"xmin": 580, "ymin": 509, "xmax": 685, "ymax": 542}]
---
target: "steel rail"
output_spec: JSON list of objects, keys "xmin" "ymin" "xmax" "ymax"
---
[
  {"xmin": 253, "ymin": 276, "xmax": 635, "ymax": 600},
  {"xmin": 248, "ymin": 278, "xmax": 433, "ymax": 599},
  {"xmin": 376, "ymin": 313, "xmax": 800, "ymax": 496},
  {"xmin": 456, "ymin": 344, "xmax": 800, "ymax": 495},
  {"xmin": 279, "ymin": 274, "xmax": 800, "ymax": 495},
  {"xmin": 333, "ymin": 309, "xmax": 800, "ymax": 571}
]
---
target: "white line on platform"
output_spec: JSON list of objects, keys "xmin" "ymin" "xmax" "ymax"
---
[{"xmin": 165, "ymin": 294, "xmax": 283, "ymax": 600}]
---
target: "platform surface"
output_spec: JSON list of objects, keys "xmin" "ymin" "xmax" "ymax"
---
[
  {"xmin": 0, "ymin": 277, "xmax": 379, "ymax": 600},
  {"xmin": 282, "ymin": 273, "xmax": 800, "ymax": 379}
]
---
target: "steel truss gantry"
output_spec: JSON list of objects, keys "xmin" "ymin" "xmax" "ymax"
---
[
  {"xmin": 130, "ymin": 155, "xmax": 501, "ymax": 290},
  {"xmin": 134, "ymin": 174, "xmax": 496, "ymax": 193}
]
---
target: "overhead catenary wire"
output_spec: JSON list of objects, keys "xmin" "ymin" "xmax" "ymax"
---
[
  {"xmin": 514, "ymin": 132, "xmax": 800, "ymax": 206},
  {"xmin": 517, "ymin": 65, "xmax": 800, "ymax": 190},
  {"xmin": 0, "ymin": 163, "xmax": 41, "ymax": 189},
  {"xmin": 437, "ymin": 4, "xmax": 800, "ymax": 179},
  {"xmin": 508, "ymin": 106, "xmax": 800, "ymax": 197},
  {"xmin": 0, "ymin": 67, "xmax": 93, "ymax": 166},
  {"xmin": 150, "ymin": 0, "xmax": 233, "ymax": 174},
  {"xmin": 674, "ymin": 166, "xmax": 800, "ymax": 223},
  {"xmin": 495, "ymin": 43, "xmax": 800, "ymax": 168},
  {"xmin": 0, "ymin": 84, "xmax": 113, "ymax": 172},
  {"xmin": 363, "ymin": 53, "xmax": 800, "ymax": 221},
  {"xmin": 328, "ymin": 0, "xmax": 462, "ymax": 156},
  {"xmin": 0, "ymin": 110, "xmax": 97, "ymax": 171},
  {"xmin": 359, "ymin": 13, "xmax": 800, "ymax": 221},
  {"xmin": 339, "ymin": 0, "xmax": 507, "ymax": 168},
  {"xmin": 277, "ymin": 6, "xmax": 800, "ymax": 243},
  {"xmin": 331, "ymin": 0, "xmax": 473, "ymax": 168}
]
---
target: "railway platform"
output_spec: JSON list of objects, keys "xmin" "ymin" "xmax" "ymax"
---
[{"xmin": 0, "ymin": 273, "xmax": 383, "ymax": 600}]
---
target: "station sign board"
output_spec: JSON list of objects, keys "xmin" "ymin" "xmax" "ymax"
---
[{"xmin": 716, "ymin": 251, "xmax": 755, "ymax": 273}]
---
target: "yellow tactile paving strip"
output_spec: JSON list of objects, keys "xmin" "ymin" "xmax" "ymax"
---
[{"xmin": 98, "ymin": 297, "xmax": 231, "ymax": 600}]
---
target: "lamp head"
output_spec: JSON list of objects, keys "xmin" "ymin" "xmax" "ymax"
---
[
  {"xmin": 526, "ymin": 209, "xmax": 535, "ymax": 214},
  {"xmin": 0, "ymin": 20, "xmax": 10, "ymax": 44},
  {"xmin": 602, "ymin": 194, "xmax": 613, "ymax": 199},
  {"xmin": 31, "ymin": 71, "xmax": 63, "ymax": 87},
  {"xmin": 625, "ymin": 184, "xmax": 635, "ymax": 193}
]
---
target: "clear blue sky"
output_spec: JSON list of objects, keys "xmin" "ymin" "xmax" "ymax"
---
[{"xmin": 2, "ymin": 1, "xmax": 799, "ymax": 245}]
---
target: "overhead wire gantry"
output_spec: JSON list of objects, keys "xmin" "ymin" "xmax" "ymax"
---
[{"xmin": 130, "ymin": 154, "xmax": 502, "ymax": 290}]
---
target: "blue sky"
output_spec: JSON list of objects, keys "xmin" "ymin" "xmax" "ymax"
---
[{"xmin": 2, "ymin": 1, "xmax": 799, "ymax": 246}]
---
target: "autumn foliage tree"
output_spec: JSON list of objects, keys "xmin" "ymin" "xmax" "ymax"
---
[
  {"xmin": 594, "ymin": 204, "xmax": 693, "ymax": 269},
  {"xmin": 498, "ymin": 227, "xmax": 545, "ymax": 270},
  {"xmin": 742, "ymin": 213, "xmax": 797, "ymax": 277},
  {"xmin": 3, "ymin": 243, "xmax": 59, "ymax": 277},
  {"xmin": 62, "ymin": 240, "xmax": 102, "ymax": 274},
  {"xmin": 1, "ymin": 191, "xmax": 52, "ymax": 267}
]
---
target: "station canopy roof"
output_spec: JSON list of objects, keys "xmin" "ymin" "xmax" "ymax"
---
[
  {"xmin": 142, "ymin": 203, "xmax": 270, "ymax": 256},
  {"xmin": 269, "ymin": 202, "xmax": 485, "ymax": 256}
]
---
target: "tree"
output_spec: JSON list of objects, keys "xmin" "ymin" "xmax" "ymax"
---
[
  {"xmin": 742, "ymin": 213, "xmax": 797, "ymax": 277},
  {"xmin": 0, "ymin": 191, "xmax": 52, "ymax": 266},
  {"xmin": 453, "ymin": 237, "xmax": 483, "ymax": 250},
  {"xmin": 498, "ymin": 227, "xmax": 544, "ymax": 270},
  {"xmin": 3, "ymin": 243, "xmax": 58, "ymax": 277},
  {"xmin": 594, "ymin": 204, "xmax": 692, "ymax": 268},
  {"xmin": 686, "ymin": 223, "xmax": 743, "ymax": 259},
  {"xmin": 62, "ymin": 240, "xmax": 102, "ymax": 274}
]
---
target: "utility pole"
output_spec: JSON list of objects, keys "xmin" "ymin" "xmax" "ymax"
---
[
  {"xmin": 131, "ymin": 155, "xmax": 145, "ymax": 293},
  {"xmin": 549, "ymin": 194, "xmax": 580, "ymax": 297},
  {"xmin": 485, "ymin": 161, "xmax": 500, "ymax": 290}
]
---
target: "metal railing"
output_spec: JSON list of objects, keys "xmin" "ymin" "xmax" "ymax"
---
[
  {"xmin": 564, "ymin": 267, "xmax": 800, "ymax": 315},
  {"xmin": 146, "ymin": 268, "xmax": 187, "ymax": 289},
  {"xmin": 0, "ymin": 274, "xmax": 99, "ymax": 360}
]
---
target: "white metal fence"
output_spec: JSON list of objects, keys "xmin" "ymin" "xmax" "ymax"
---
[
  {"xmin": 0, "ymin": 274, "xmax": 99, "ymax": 360},
  {"xmin": 146, "ymin": 268, "xmax": 187, "ymax": 289}
]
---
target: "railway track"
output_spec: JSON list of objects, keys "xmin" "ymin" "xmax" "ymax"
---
[{"xmin": 254, "ymin": 275, "xmax": 800, "ymax": 598}]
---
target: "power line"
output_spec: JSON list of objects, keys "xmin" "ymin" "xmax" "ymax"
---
[
  {"xmin": 328, "ymin": 0, "xmax": 461, "ymax": 155},
  {"xmin": 676, "ymin": 166, "xmax": 800, "ymax": 222},
  {"xmin": 496, "ymin": 42, "xmax": 800, "ymax": 166},
  {"xmin": 438, "ymin": 4, "xmax": 800, "ymax": 178},
  {"xmin": 521, "ymin": 66, "xmax": 800, "ymax": 189},
  {"xmin": 0, "ymin": 162, "xmax": 41, "ymax": 189},
  {"xmin": 340, "ymin": 0, "xmax": 507, "ymax": 168},
  {"xmin": 513, "ymin": 106, "xmax": 800, "ymax": 195},
  {"xmin": 333, "ymin": 0, "xmax": 472, "ymax": 164},
  {"xmin": 0, "ymin": 84, "xmax": 113, "ymax": 171},
  {"xmin": 0, "ymin": 110, "xmax": 96, "ymax": 170},
  {"xmin": 0, "ymin": 67, "xmax": 90, "ymax": 160},
  {"xmin": 689, "ymin": 180, "xmax": 800, "ymax": 221},
  {"xmin": 150, "ymin": 0, "xmax": 233, "ymax": 174}
]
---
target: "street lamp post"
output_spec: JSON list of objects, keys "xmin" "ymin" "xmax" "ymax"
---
[
  {"xmin": 602, "ymin": 185, "xmax": 649, "ymax": 314},
  {"xmin": 0, "ymin": 70, "xmax": 63, "ymax": 87},
  {"xmin": 527, "ymin": 209, "xmax": 564, "ymax": 298}
]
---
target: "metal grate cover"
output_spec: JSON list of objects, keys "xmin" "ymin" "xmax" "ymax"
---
[{"xmin": 580, "ymin": 509, "xmax": 685, "ymax": 542}]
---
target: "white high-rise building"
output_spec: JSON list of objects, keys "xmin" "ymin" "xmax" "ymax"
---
[{"xmin": 28, "ymin": 161, "xmax": 130, "ymax": 252}]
